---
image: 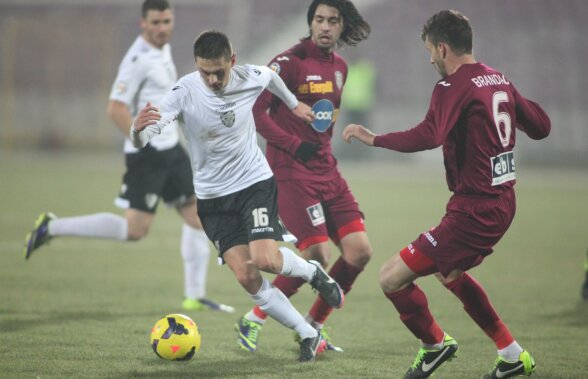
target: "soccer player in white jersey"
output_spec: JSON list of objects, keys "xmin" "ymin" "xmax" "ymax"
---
[
  {"xmin": 23, "ymin": 0, "xmax": 233, "ymax": 313},
  {"xmin": 131, "ymin": 30, "xmax": 345, "ymax": 362}
]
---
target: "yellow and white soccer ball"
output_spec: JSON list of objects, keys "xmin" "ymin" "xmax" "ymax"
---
[{"xmin": 150, "ymin": 313, "xmax": 201, "ymax": 361}]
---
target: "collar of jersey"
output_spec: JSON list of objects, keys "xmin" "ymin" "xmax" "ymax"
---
[{"xmin": 302, "ymin": 39, "xmax": 334, "ymax": 63}]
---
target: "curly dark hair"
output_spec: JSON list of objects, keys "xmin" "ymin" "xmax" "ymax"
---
[
  {"xmin": 305, "ymin": 0, "xmax": 370, "ymax": 48},
  {"xmin": 421, "ymin": 10, "xmax": 473, "ymax": 55}
]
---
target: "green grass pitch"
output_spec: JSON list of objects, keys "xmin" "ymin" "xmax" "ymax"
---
[{"xmin": 1, "ymin": 151, "xmax": 587, "ymax": 378}]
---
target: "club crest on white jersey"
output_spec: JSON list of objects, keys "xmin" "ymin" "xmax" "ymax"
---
[{"xmin": 220, "ymin": 110, "xmax": 235, "ymax": 128}]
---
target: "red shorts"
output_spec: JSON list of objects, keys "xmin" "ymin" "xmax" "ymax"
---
[
  {"xmin": 405, "ymin": 189, "xmax": 516, "ymax": 277},
  {"xmin": 277, "ymin": 175, "xmax": 365, "ymax": 250}
]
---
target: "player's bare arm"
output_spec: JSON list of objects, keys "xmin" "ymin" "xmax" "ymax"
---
[
  {"xmin": 342, "ymin": 124, "xmax": 376, "ymax": 146},
  {"xmin": 106, "ymin": 100, "xmax": 134, "ymax": 135}
]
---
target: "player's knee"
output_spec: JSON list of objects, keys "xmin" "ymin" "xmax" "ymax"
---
[
  {"xmin": 378, "ymin": 255, "xmax": 405, "ymax": 292},
  {"xmin": 349, "ymin": 243, "xmax": 373, "ymax": 268},
  {"xmin": 340, "ymin": 232, "xmax": 373, "ymax": 268},
  {"xmin": 233, "ymin": 267, "xmax": 264, "ymax": 294},
  {"xmin": 127, "ymin": 225, "xmax": 150, "ymax": 241},
  {"xmin": 250, "ymin": 253, "xmax": 279, "ymax": 274},
  {"xmin": 234, "ymin": 269, "xmax": 257, "ymax": 288}
]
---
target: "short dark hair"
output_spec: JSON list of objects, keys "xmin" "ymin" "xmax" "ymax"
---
[
  {"xmin": 306, "ymin": 0, "xmax": 370, "ymax": 47},
  {"xmin": 421, "ymin": 10, "xmax": 473, "ymax": 55},
  {"xmin": 193, "ymin": 30, "xmax": 233, "ymax": 61},
  {"xmin": 142, "ymin": 0, "xmax": 171, "ymax": 18}
]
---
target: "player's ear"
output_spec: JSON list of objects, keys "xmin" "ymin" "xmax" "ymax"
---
[
  {"xmin": 230, "ymin": 54, "xmax": 236, "ymax": 66},
  {"xmin": 439, "ymin": 43, "xmax": 447, "ymax": 60}
]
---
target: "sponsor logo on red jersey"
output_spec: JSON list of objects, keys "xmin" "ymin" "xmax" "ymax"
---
[{"xmin": 310, "ymin": 99, "xmax": 335, "ymax": 133}]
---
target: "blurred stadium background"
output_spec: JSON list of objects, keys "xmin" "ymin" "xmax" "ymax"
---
[
  {"xmin": 1, "ymin": 2, "xmax": 587, "ymax": 377},
  {"xmin": 1, "ymin": 0, "xmax": 586, "ymax": 166}
]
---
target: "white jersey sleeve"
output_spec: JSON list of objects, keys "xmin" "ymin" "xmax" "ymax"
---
[
  {"xmin": 264, "ymin": 67, "xmax": 298, "ymax": 109},
  {"xmin": 242, "ymin": 65, "xmax": 298, "ymax": 109},
  {"xmin": 109, "ymin": 53, "xmax": 147, "ymax": 107},
  {"xmin": 130, "ymin": 82, "xmax": 186, "ymax": 148}
]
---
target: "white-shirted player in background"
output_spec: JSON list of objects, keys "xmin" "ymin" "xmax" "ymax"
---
[
  {"xmin": 23, "ymin": 0, "xmax": 233, "ymax": 314},
  {"xmin": 131, "ymin": 30, "xmax": 345, "ymax": 362}
]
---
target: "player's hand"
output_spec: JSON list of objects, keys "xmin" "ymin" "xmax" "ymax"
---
[
  {"xmin": 292, "ymin": 102, "xmax": 315, "ymax": 124},
  {"xmin": 342, "ymin": 124, "xmax": 376, "ymax": 146},
  {"xmin": 132, "ymin": 102, "xmax": 161, "ymax": 132},
  {"xmin": 294, "ymin": 141, "xmax": 320, "ymax": 162}
]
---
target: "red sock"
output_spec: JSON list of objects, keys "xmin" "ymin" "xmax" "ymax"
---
[
  {"xmin": 445, "ymin": 273, "xmax": 514, "ymax": 349},
  {"xmin": 252, "ymin": 275, "xmax": 306, "ymax": 320},
  {"xmin": 384, "ymin": 283, "xmax": 444, "ymax": 345},
  {"xmin": 308, "ymin": 257, "xmax": 363, "ymax": 324}
]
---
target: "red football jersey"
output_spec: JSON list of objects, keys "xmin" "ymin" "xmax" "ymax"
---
[
  {"xmin": 253, "ymin": 39, "xmax": 348, "ymax": 182},
  {"xmin": 374, "ymin": 63, "xmax": 551, "ymax": 196}
]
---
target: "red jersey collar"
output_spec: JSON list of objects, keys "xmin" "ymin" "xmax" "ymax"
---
[{"xmin": 302, "ymin": 39, "xmax": 335, "ymax": 62}]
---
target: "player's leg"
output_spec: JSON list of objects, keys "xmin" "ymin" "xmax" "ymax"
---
[
  {"xmin": 438, "ymin": 271, "xmax": 535, "ymax": 378},
  {"xmin": 443, "ymin": 191, "xmax": 534, "ymax": 378},
  {"xmin": 23, "ymin": 148, "xmax": 165, "ymax": 260},
  {"xmin": 305, "ymin": 225, "xmax": 370, "ymax": 329},
  {"xmin": 225, "ymin": 243, "xmax": 326, "ymax": 361},
  {"xmin": 178, "ymin": 199, "xmax": 208, "ymax": 306},
  {"xmin": 249, "ymin": 238, "xmax": 343, "ymax": 309},
  {"xmin": 176, "ymin": 198, "xmax": 233, "ymax": 312},
  {"xmin": 303, "ymin": 179, "xmax": 371, "ymax": 350},
  {"xmin": 23, "ymin": 211, "xmax": 130, "ymax": 259},
  {"xmin": 23, "ymin": 205, "xmax": 151, "ymax": 260},
  {"xmin": 241, "ymin": 179, "xmax": 330, "ymax": 325},
  {"xmin": 242, "ymin": 243, "xmax": 328, "ymax": 330},
  {"xmin": 237, "ymin": 178, "xmax": 343, "ymax": 354},
  {"xmin": 239, "ymin": 241, "xmax": 330, "ymax": 351},
  {"xmin": 381, "ymin": 247, "xmax": 457, "ymax": 379}
]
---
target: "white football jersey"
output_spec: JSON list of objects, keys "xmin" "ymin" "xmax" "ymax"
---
[
  {"xmin": 154, "ymin": 64, "xmax": 298, "ymax": 199},
  {"xmin": 109, "ymin": 36, "xmax": 179, "ymax": 153}
]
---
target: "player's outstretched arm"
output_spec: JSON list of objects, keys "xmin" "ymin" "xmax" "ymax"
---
[
  {"xmin": 342, "ymin": 124, "xmax": 376, "ymax": 146},
  {"xmin": 130, "ymin": 102, "xmax": 161, "ymax": 148},
  {"xmin": 291, "ymin": 102, "xmax": 315, "ymax": 124},
  {"xmin": 266, "ymin": 68, "xmax": 314, "ymax": 124}
]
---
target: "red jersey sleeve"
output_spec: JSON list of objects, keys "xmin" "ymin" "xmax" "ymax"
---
[
  {"xmin": 373, "ymin": 85, "xmax": 464, "ymax": 152},
  {"xmin": 253, "ymin": 55, "xmax": 303, "ymax": 156},
  {"xmin": 512, "ymin": 87, "xmax": 551, "ymax": 140}
]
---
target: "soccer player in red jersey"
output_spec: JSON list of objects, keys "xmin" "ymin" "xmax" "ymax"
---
[
  {"xmin": 343, "ymin": 10, "xmax": 550, "ymax": 379},
  {"xmin": 235, "ymin": 0, "xmax": 372, "ymax": 353}
]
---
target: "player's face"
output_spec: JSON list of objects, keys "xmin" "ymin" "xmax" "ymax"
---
[
  {"xmin": 425, "ymin": 37, "xmax": 448, "ymax": 77},
  {"xmin": 310, "ymin": 4, "xmax": 343, "ymax": 52},
  {"xmin": 141, "ymin": 9, "xmax": 174, "ymax": 48},
  {"xmin": 196, "ymin": 55, "xmax": 236, "ymax": 93}
]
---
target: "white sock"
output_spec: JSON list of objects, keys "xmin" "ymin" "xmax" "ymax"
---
[
  {"xmin": 48, "ymin": 213, "xmax": 127, "ymax": 240},
  {"xmin": 245, "ymin": 310, "xmax": 266, "ymax": 325},
  {"xmin": 304, "ymin": 314, "xmax": 322, "ymax": 330},
  {"xmin": 181, "ymin": 224, "xmax": 210, "ymax": 300},
  {"xmin": 278, "ymin": 246, "xmax": 316, "ymax": 282},
  {"xmin": 251, "ymin": 278, "xmax": 317, "ymax": 340},
  {"xmin": 422, "ymin": 333, "xmax": 446, "ymax": 350},
  {"xmin": 498, "ymin": 341, "xmax": 524, "ymax": 361}
]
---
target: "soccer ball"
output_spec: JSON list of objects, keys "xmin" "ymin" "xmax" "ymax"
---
[{"xmin": 150, "ymin": 313, "xmax": 201, "ymax": 361}]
